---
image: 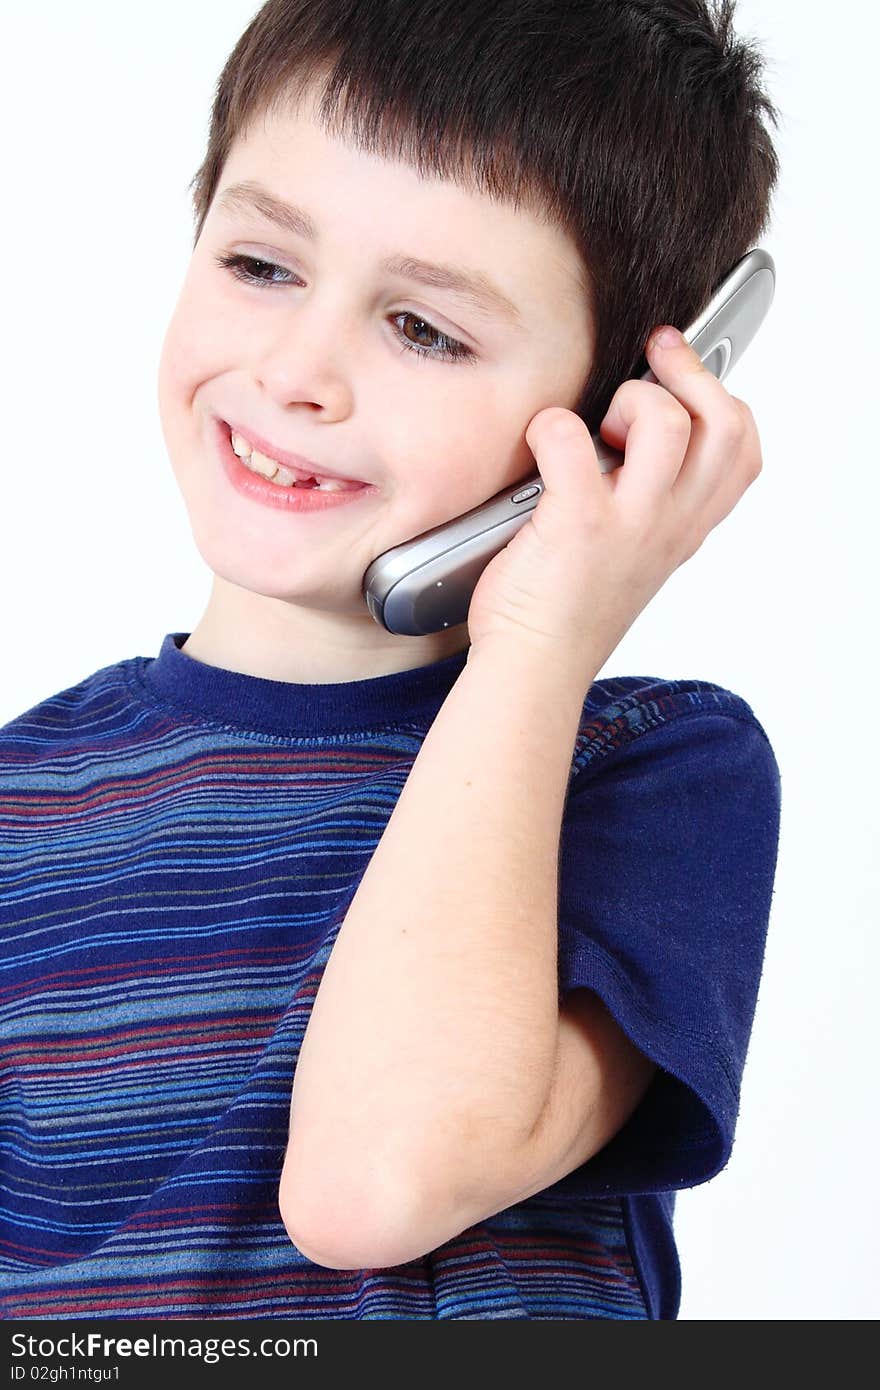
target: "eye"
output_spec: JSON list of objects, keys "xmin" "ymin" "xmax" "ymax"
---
[
  {"xmin": 215, "ymin": 251, "xmax": 299, "ymax": 288},
  {"xmin": 390, "ymin": 312, "xmax": 474, "ymax": 364},
  {"xmin": 213, "ymin": 252, "xmax": 476, "ymax": 364}
]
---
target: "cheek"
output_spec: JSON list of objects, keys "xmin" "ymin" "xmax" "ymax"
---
[
  {"xmin": 158, "ymin": 272, "xmax": 232, "ymax": 393},
  {"xmin": 157, "ymin": 295, "xmax": 220, "ymax": 485},
  {"xmin": 387, "ymin": 377, "xmax": 518, "ymax": 496},
  {"xmin": 157, "ymin": 298, "xmax": 204, "ymax": 421}
]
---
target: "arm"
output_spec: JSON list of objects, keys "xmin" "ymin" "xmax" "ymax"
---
[
  {"xmin": 279, "ymin": 333, "xmax": 757, "ymax": 1268},
  {"xmin": 278, "ymin": 637, "xmax": 602, "ymax": 1263}
]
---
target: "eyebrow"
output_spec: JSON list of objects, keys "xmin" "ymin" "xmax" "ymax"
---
[{"xmin": 215, "ymin": 179, "xmax": 525, "ymax": 328}]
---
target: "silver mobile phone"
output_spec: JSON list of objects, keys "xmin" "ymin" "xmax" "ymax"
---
[{"xmin": 362, "ymin": 247, "xmax": 775, "ymax": 636}]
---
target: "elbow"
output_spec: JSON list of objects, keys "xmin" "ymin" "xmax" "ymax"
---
[
  {"xmin": 278, "ymin": 1154, "xmax": 432, "ymax": 1271},
  {"xmin": 278, "ymin": 1190, "xmax": 372, "ymax": 1270}
]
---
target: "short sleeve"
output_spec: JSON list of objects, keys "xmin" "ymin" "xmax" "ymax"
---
[{"xmin": 540, "ymin": 699, "xmax": 782, "ymax": 1201}]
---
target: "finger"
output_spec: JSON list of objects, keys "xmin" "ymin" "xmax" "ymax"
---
[
  {"xmin": 673, "ymin": 392, "xmax": 762, "ymax": 535},
  {"xmin": 644, "ymin": 324, "xmax": 748, "ymax": 474},
  {"xmin": 525, "ymin": 407, "xmax": 605, "ymax": 501},
  {"xmin": 644, "ymin": 332, "xmax": 762, "ymax": 544},
  {"xmin": 646, "ymin": 328, "xmax": 758, "ymax": 515},
  {"xmin": 604, "ymin": 325, "xmax": 749, "ymax": 512},
  {"xmin": 599, "ymin": 378, "xmax": 693, "ymax": 514}
]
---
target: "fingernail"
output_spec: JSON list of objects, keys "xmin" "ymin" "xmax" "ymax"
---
[{"xmin": 653, "ymin": 325, "xmax": 682, "ymax": 349}]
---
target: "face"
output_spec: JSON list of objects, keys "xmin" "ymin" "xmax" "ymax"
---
[{"xmin": 157, "ymin": 81, "xmax": 594, "ymax": 679}]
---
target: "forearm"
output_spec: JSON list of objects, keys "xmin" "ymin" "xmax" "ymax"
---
[{"xmin": 282, "ymin": 637, "xmax": 595, "ymax": 1222}]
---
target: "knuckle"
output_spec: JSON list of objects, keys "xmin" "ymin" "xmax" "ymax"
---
[
  {"xmin": 730, "ymin": 395, "xmax": 755, "ymax": 424},
  {"xmin": 611, "ymin": 379, "xmax": 643, "ymax": 409},
  {"xmin": 682, "ymin": 532, "xmax": 703, "ymax": 565},
  {"xmin": 667, "ymin": 396, "xmax": 692, "ymax": 426},
  {"xmin": 658, "ymin": 401, "xmax": 692, "ymax": 444},
  {"xmin": 680, "ymin": 513, "xmax": 707, "ymax": 564},
  {"xmin": 718, "ymin": 406, "xmax": 746, "ymax": 447},
  {"xmin": 728, "ymin": 399, "xmax": 763, "ymax": 477},
  {"xmin": 638, "ymin": 385, "xmax": 691, "ymax": 433}
]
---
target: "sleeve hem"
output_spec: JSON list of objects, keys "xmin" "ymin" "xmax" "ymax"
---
[
  {"xmin": 541, "ymin": 934, "xmax": 738, "ymax": 1198},
  {"xmin": 558, "ymin": 932, "xmax": 741, "ymax": 1108}
]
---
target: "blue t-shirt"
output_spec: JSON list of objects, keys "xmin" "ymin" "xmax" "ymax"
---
[{"xmin": 0, "ymin": 632, "xmax": 781, "ymax": 1319}]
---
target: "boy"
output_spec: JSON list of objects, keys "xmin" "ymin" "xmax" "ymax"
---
[{"xmin": 0, "ymin": 0, "xmax": 781, "ymax": 1319}]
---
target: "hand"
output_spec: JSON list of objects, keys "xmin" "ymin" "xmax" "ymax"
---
[{"xmin": 465, "ymin": 325, "xmax": 764, "ymax": 686}]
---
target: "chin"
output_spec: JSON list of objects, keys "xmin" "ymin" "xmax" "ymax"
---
[{"xmin": 188, "ymin": 523, "xmax": 365, "ymax": 611}]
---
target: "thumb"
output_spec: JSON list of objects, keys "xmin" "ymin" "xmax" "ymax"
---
[{"xmin": 525, "ymin": 407, "xmax": 599, "ymax": 495}]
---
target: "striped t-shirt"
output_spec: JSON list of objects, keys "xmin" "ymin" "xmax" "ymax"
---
[{"xmin": 0, "ymin": 632, "xmax": 781, "ymax": 1319}]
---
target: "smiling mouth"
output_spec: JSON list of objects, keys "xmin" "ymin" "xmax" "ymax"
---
[{"xmin": 225, "ymin": 423, "xmax": 367, "ymax": 492}]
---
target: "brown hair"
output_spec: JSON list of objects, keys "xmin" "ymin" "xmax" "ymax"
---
[{"xmin": 187, "ymin": 0, "xmax": 781, "ymax": 431}]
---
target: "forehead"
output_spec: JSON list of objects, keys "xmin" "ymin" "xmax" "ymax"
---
[{"xmin": 220, "ymin": 96, "xmax": 591, "ymax": 325}]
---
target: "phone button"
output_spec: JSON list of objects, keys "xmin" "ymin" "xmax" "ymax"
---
[{"xmin": 511, "ymin": 485, "xmax": 541, "ymax": 504}]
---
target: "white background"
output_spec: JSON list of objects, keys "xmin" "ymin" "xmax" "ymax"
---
[{"xmin": 1, "ymin": 1, "xmax": 877, "ymax": 1320}]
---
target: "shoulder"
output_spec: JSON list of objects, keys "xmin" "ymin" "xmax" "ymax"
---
[
  {"xmin": 0, "ymin": 656, "xmax": 137, "ymax": 762},
  {"xmin": 570, "ymin": 673, "xmax": 778, "ymax": 782}
]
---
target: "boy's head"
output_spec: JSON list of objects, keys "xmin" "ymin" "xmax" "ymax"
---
[{"xmin": 157, "ymin": 0, "xmax": 779, "ymax": 674}]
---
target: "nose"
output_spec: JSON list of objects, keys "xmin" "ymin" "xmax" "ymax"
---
[{"xmin": 253, "ymin": 292, "xmax": 356, "ymax": 419}]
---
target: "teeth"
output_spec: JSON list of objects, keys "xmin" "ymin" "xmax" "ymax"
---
[
  {"xmin": 229, "ymin": 429, "xmax": 360, "ymax": 491},
  {"xmin": 248, "ymin": 447, "xmax": 283, "ymax": 480}
]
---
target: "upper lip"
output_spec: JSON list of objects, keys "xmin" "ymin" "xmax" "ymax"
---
[{"xmin": 222, "ymin": 418, "xmax": 367, "ymax": 485}]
